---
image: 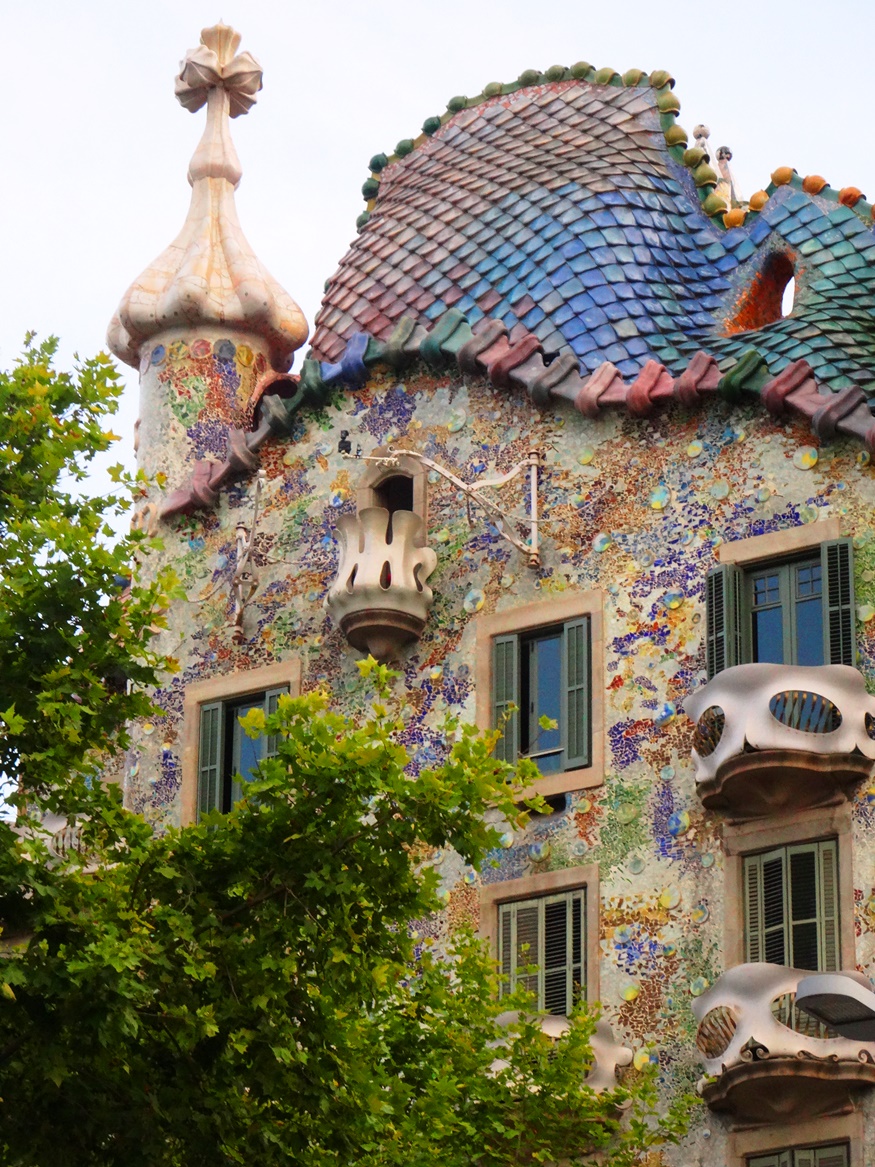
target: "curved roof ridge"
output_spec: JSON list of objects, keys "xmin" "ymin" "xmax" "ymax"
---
[
  {"xmin": 353, "ymin": 63, "xmax": 731, "ymax": 233},
  {"xmin": 353, "ymin": 64, "xmax": 875, "ymax": 240}
]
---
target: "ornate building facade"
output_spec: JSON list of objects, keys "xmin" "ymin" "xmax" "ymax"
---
[{"xmin": 108, "ymin": 24, "xmax": 875, "ymax": 1167}]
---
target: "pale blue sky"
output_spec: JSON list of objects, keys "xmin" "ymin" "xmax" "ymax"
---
[{"xmin": 2, "ymin": 0, "xmax": 873, "ymax": 464}]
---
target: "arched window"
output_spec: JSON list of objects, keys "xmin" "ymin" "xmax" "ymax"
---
[{"xmin": 356, "ymin": 449, "xmax": 428, "ymax": 545}]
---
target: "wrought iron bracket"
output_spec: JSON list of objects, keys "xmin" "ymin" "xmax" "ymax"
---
[{"xmin": 347, "ymin": 447, "xmax": 543, "ymax": 568}]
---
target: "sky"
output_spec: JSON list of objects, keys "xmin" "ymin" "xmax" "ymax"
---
[{"xmin": 3, "ymin": 0, "xmax": 875, "ymax": 476}]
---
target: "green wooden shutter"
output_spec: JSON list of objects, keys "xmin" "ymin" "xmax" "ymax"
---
[
  {"xmin": 813, "ymin": 1146, "xmax": 849, "ymax": 1167},
  {"xmin": 818, "ymin": 839, "xmax": 840, "ymax": 972},
  {"xmin": 706, "ymin": 564, "xmax": 743, "ymax": 678},
  {"xmin": 562, "ymin": 617, "xmax": 590, "ymax": 769},
  {"xmin": 795, "ymin": 1150, "xmax": 847, "ymax": 1167},
  {"xmin": 492, "ymin": 635, "xmax": 519, "ymax": 764},
  {"xmin": 744, "ymin": 851, "xmax": 765, "ymax": 963},
  {"xmin": 746, "ymin": 841, "xmax": 839, "ymax": 971},
  {"xmin": 499, "ymin": 904, "xmax": 513, "ymax": 999},
  {"xmin": 514, "ymin": 901, "xmax": 540, "ymax": 1001},
  {"xmin": 198, "ymin": 701, "xmax": 224, "ymax": 819},
  {"xmin": 498, "ymin": 892, "xmax": 585, "ymax": 1015},
  {"xmin": 745, "ymin": 848, "xmax": 789, "ymax": 965},
  {"xmin": 263, "ymin": 687, "xmax": 286, "ymax": 760},
  {"xmin": 821, "ymin": 539, "xmax": 855, "ymax": 665}
]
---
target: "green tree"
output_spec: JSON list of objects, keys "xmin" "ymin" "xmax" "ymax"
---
[
  {"xmin": 0, "ymin": 341, "xmax": 691, "ymax": 1165},
  {"xmin": 0, "ymin": 336, "xmax": 173, "ymax": 813}
]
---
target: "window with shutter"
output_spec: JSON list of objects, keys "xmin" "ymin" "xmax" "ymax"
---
[
  {"xmin": 198, "ymin": 686, "xmax": 288, "ymax": 817},
  {"xmin": 743, "ymin": 840, "xmax": 839, "ymax": 971},
  {"xmin": 748, "ymin": 1146, "xmax": 847, "ymax": 1167},
  {"xmin": 705, "ymin": 541, "xmax": 855, "ymax": 676},
  {"xmin": 198, "ymin": 701, "xmax": 224, "ymax": 818},
  {"xmin": 497, "ymin": 889, "xmax": 586, "ymax": 1015},
  {"xmin": 706, "ymin": 564, "xmax": 742, "ymax": 679},
  {"xmin": 823, "ymin": 539, "xmax": 855, "ymax": 666},
  {"xmin": 492, "ymin": 635, "xmax": 519, "ymax": 765},
  {"xmin": 491, "ymin": 618, "xmax": 591, "ymax": 774}
]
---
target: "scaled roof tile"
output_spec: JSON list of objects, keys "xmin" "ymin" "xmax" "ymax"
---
[{"xmin": 309, "ymin": 72, "xmax": 875, "ymax": 400}]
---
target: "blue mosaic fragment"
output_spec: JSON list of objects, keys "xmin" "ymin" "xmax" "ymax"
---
[
  {"xmin": 570, "ymin": 291, "xmax": 596, "ymax": 313},
  {"xmin": 580, "ymin": 268, "xmax": 608, "ymax": 288}
]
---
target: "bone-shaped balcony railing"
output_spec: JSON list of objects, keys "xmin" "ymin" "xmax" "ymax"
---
[
  {"xmin": 685, "ymin": 663, "xmax": 875, "ymax": 818},
  {"xmin": 692, "ymin": 963, "xmax": 875, "ymax": 1122}
]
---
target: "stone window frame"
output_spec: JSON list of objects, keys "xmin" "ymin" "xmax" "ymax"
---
[
  {"xmin": 479, "ymin": 863, "xmax": 601, "ymax": 1004},
  {"xmin": 180, "ymin": 658, "xmax": 302, "ymax": 826},
  {"xmin": 717, "ymin": 517, "xmax": 841, "ymax": 568},
  {"xmin": 475, "ymin": 590, "xmax": 605, "ymax": 798},
  {"xmin": 729, "ymin": 1110, "xmax": 860, "ymax": 1167},
  {"xmin": 722, "ymin": 802, "xmax": 855, "ymax": 971},
  {"xmin": 712, "ymin": 515, "xmax": 848, "ymax": 670}
]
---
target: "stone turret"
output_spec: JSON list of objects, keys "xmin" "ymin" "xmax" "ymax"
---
[{"xmin": 107, "ymin": 23, "xmax": 307, "ymax": 484}]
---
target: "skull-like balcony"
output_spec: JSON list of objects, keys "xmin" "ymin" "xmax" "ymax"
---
[
  {"xmin": 686, "ymin": 664, "xmax": 875, "ymax": 819},
  {"xmin": 693, "ymin": 963, "xmax": 875, "ymax": 1124},
  {"xmin": 491, "ymin": 1013, "xmax": 632, "ymax": 1092},
  {"xmin": 325, "ymin": 507, "xmax": 437, "ymax": 662}
]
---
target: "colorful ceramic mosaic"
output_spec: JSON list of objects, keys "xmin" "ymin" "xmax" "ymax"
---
[{"xmin": 108, "ymin": 26, "xmax": 875, "ymax": 1164}]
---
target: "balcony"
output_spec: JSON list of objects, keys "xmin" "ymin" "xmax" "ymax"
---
[
  {"xmin": 693, "ymin": 963, "xmax": 875, "ymax": 1124},
  {"xmin": 325, "ymin": 507, "xmax": 438, "ymax": 662},
  {"xmin": 491, "ymin": 1012, "xmax": 632, "ymax": 1092},
  {"xmin": 686, "ymin": 663, "xmax": 875, "ymax": 819}
]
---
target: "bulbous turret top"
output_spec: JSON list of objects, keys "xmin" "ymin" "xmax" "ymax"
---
[{"xmin": 107, "ymin": 23, "xmax": 308, "ymax": 373}]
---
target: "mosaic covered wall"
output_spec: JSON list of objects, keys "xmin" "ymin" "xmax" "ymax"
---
[{"xmin": 126, "ymin": 345, "xmax": 875, "ymax": 1163}]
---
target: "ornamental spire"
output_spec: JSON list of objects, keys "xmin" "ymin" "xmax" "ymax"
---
[{"xmin": 107, "ymin": 23, "xmax": 308, "ymax": 373}]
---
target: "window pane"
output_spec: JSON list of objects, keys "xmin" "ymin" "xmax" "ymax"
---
[
  {"xmin": 526, "ymin": 632, "xmax": 562, "ymax": 771},
  {"xmin": 752, "ymin": 605, "xmax": 784, "ymax": 663},
  {"xmin": 233, "ymin": 700, "xmax": 264, "ymax": 781},
  {"xmin": 795, "ymin": 597, "xmax": 824, "ymax": 666},
  {"xmin": 753, "ymin": 573, "xmax": 781, "ymax": 606},
  {"xmin": 796, "ymin": 562, "xmax": 822, "ymax": 598}
]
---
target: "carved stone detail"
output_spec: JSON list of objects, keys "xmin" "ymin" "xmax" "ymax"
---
[
  {"xmin": 325, "ymin": 508, "xmax": 437, "ymax": 662},
  {"xmin": 107, "ymin": 23, "xmax": 307, "ymax": 373}
]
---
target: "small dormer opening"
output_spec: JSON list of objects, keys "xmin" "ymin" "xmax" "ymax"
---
[
  {"xmin": 781, "ymin": 276, "xmax": 796, "ymax": 317},
  {"xmin": 724, "ymin": 252, "xmax": 796, "ymax": 335},
  {"xmin": 374, "ymin": 474, "xmax": 414, "ymax": 515},
  {"xmin": 374, "ymin": 474, "xmax": 414, "ymax": 543}
]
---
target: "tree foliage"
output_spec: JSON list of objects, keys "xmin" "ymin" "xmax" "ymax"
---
[
  {"xmin": 0, "ymin": 341, "xmax": 692, "ymax": 1165},
  {"xmin": 0, "ymin": 337, "xmax": 173, "ymax": 813}
]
